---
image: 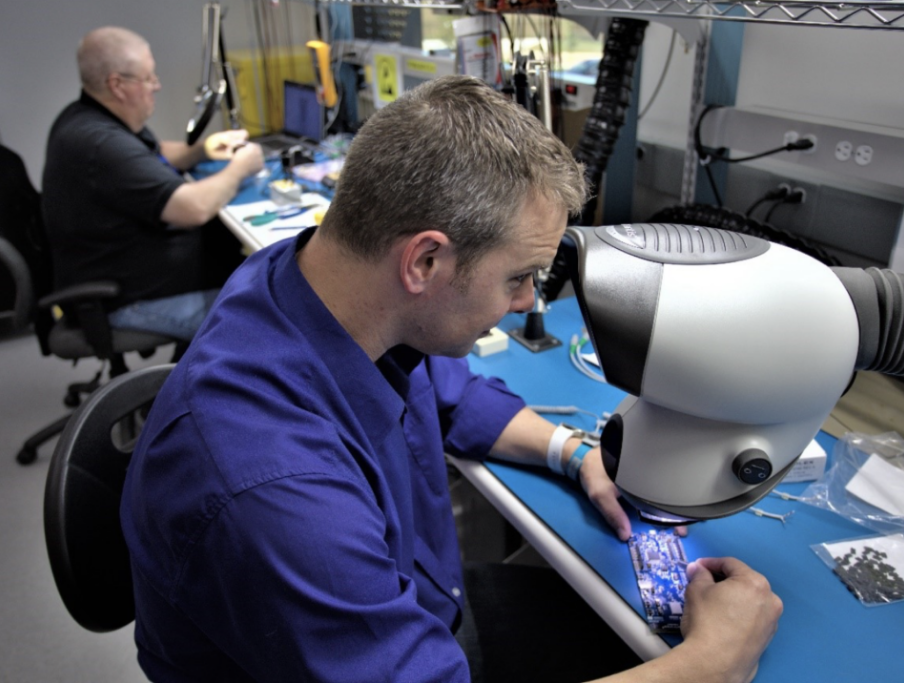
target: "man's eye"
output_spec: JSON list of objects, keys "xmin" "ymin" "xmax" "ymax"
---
[{"xmin": 513, "ymin": 273, "xmax": 530, "ymax": 285}]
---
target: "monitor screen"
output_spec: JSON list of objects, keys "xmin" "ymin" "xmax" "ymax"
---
[{"xmin": 283, "ymin": 81, "xmax": 322, "ymax": 142}]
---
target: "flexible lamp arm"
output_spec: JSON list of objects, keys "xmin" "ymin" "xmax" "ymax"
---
[
  {"xmin": 187, "ymin": 2, "xmax": 227, "ymax": 145},
  {"xmin": 200, "ymin": 3, "xmax": 220, "ymax": 98}
]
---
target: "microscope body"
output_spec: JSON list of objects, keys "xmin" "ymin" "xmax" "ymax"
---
[{"xmin": 566, "ymin": 224, "xmax": 859, "ymax": 521}]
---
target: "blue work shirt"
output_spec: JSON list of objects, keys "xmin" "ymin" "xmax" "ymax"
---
[{"xmin": 121, "ymin": 230, "xmax": 526, "ymax": 682}]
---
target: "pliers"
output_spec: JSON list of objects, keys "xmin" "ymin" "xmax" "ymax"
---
[{"xmin": 243, "ymin": 207, "xmax": 305, "ymax": 227}]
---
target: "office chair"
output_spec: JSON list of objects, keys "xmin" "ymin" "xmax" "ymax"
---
[
  {"xmin": 44, "ymin": 363, "xmax": 174, "ymax": 632},
  {"xmin": 3, "ymin": 240, "xmax": 177, "ymax": 465},
  {"xmin": 0, "ymin": 143, "xmax": 178, "ymax": 465},
  {"xmin": 0, "ymin": 236, "xmax": 32, "ymax": 331}
]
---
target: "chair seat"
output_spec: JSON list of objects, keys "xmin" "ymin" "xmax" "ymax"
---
[{"xmin": 48, "ymin": 323, "xmax": 175, "ymax": 360}]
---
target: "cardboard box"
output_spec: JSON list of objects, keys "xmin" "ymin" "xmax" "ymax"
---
[
  {"xmin": 782, "ymin": 439, "xmax": 828, "ymax": 483},
  {"xmin": 471, "ymin": 327, "xmax": 508, "ymax": 357}
]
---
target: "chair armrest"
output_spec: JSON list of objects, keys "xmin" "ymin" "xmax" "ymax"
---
[
  {"xmin": 39, "ymin": 281, "xmax": 122, "ymax": 361},
  {"xmin": 38, "ymin": 281, "xmax": 120, "ymax": 309}
]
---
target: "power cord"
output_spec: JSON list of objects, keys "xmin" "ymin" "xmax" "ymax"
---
[
  {"xmin": 745, "ymin": 184, "xmax": 790, "ymax": 218},
  {"xmin": 712, "ymin": 139, "xmax": 815, "ymax": 164},
  {"xmin": 637, "ymin": 29, "xmax": 677, "ymax": 121},
  {"xmin": 694, "ymin": 105, "xmax": 815, "ymax": 206},
  {"xmin": 764, "ymin": 187, "xmax": 806, "ymax": 223},
  {"xmin": 695, "ymin": 105, "xmax": 815, "ymax": 165}
]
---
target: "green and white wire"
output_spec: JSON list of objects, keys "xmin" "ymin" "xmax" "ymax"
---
[{"xmin": 570, "ymin": 334, "xmax": 606, "ymax": 383}]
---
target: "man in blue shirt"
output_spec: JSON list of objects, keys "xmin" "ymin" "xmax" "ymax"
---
[{"xmin": 122, "ymin": 75, "xmax": 782, "ymax": 682}]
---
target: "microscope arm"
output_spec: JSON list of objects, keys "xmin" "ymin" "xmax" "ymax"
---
[{"xmin": 833, "ymin": 267, "xmax": 904, "ymax": 377}]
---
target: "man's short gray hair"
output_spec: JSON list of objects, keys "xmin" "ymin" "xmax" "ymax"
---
[
  {"xmin": 77, "ymin": 27, "xmax": 149, "ymax": 94},
  {"xmin": 319, "ymin": 75, "xmax": 587, "ymax": 274}
]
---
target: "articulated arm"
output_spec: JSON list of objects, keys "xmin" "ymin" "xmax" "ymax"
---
[{"xmin": 833, "ymin": 267, "xmax": 904, "ymax": 376}]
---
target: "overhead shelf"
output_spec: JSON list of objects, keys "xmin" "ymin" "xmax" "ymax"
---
[
  {"xmin": 557, "ymin": 0, "xmax": 904, "ymax": 31},
  {"xmin": 316, "ymin": 0, "xmax": 904, "ymax": 31},
  {"xmin": 317, "ymin": 0, "xmax": 466, "ymax": 8}
]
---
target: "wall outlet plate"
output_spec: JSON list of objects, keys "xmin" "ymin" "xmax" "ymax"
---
[
  {"xmin": 855, "ymin": 144, "xmax": 874, "ymax": 166},
  {"xmin": 835, "ymin": 140, "xmax": 853, "ymax": 161}
]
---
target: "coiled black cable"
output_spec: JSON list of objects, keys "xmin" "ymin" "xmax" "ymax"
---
[
  {"xmin": 572, "ymin": 17, "xmax": 648, "ymax": 228},
  {"xmin": 544, "ymin": 18, "xmax": 647, "ymax": 303}
]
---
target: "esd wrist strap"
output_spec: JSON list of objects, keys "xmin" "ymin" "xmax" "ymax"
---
[{"xmin": 546, "ymin": 425, "xmax": 575, "ymax": 475}]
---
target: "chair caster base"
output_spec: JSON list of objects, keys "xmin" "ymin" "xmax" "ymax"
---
[{"xmin": 16, "ymin": 447, "xmax": 38, "ymax": 465}]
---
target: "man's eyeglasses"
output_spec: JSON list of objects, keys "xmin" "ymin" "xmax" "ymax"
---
[{"xmin": 116, "ymin": 72, "xmax": 160, "ymax": 87}]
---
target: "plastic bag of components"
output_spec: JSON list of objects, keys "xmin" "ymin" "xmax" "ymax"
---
[
  {"xmin": 801, "ymin": 431, "xmax": 904, "ymax": 536},
  {"xmin": 812, "ymin": 533, "xmax": 904, "ymax": 606}
]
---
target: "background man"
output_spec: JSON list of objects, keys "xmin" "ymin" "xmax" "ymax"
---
[
  {"xmin": 42, "ymin": 26, "xmax": 264, "ymax": 341},
  {"xmin": 122, "ymin": 75, "xmax": 781, "ymax": 682}
]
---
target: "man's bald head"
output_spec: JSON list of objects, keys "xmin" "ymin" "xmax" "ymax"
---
[{"xmin": 77, "ymin": 26, "xmax": 149, "ymax": 95}]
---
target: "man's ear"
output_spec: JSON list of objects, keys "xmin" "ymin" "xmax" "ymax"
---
[
  {"xmin": 105, "ymin": 76, "xmax": 128, "ymax": 103},
  {"xmin": 399, "ymin": 230, "xmax": 454, "ymax": 294}
]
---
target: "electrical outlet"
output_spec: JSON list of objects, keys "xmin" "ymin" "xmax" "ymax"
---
[
  {"xmin": 802, "ymin": 134, "xmax": 817, "ymax": 153},
  {"xmin": 835, "ymin": 140, "xmax": 853, "ymax": 162},
  {"xmin": 855, "ymin": 144, "xmax": 874, "ymax": 166},
  {"xmin": 783, "ymin": 131, "xmax": 800, "ymax": 147}
]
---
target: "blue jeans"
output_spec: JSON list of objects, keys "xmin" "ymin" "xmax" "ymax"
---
[{"xmin": 108, "ymin": 290, "xmax": 220, "ymax": 341}]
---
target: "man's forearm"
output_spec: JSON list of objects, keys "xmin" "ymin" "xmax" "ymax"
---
[
  {"xmin": 160, "ymin": 162, "xmax": 247, "ymax": 227},
  {"xmin": 160, "ymin": 140, "xmax": 207, "ymax": 172},
  {"xmin": 489, "ymin": 407, "xmax": 584, "ymax": 472}
]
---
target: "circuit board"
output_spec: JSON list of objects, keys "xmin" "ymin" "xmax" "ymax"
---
[{"xmin": 628, "ymin": 529, "xmax": 689, "ymax": 633}]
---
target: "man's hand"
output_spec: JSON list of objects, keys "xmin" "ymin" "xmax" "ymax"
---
[
  {"xmin": 578, "ymin": 447, "xmax": 633, "ymax": 541},
  {"xmin": 578, "ymin": 447, "xmax": 687, "ymax": 542},
  {"xmin": 678, "ymin": 557, "xmax": 783, "ymax": 683},
  {"xmin": 204, "ymin": 129, "xmax": 251, "ymax": 160},
  {"xmin": 161, "ymin": 138, "xmax": 264, "ymax": 227},
  {"xmin": 229, "ymin": 142, "xmax": 265, "ymax": 177}
]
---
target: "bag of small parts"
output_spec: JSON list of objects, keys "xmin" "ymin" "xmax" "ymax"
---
[
  {"xmin": 812, "ymin": 533, "xmax": 904, "ymax": 606},
  {"xmin": 804, "ymin": 432, "xmax": 904, "ymax": 605}
]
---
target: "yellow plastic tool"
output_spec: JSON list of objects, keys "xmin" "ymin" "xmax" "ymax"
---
[{"xmin": 307, "ymin": 40, "xmax": 338, "ymax": 108}]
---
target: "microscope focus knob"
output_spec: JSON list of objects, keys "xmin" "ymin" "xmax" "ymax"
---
[{"xmin": 732, "ymin": 449, "xmax": 773, "ymax": 485}]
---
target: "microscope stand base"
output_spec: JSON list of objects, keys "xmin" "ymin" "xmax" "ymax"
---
[{"xmin": 508, "ymin": 328, "xmax": 562, "ymax": 353}]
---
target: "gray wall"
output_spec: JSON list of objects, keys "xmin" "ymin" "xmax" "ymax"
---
[
  {"xmin": 633, "ymin": 22, "xmax": 904, "ymax": 267},
  {"xmin": 3, "ymin": 2, "xmax": 903, "ymax": 222},
  {"xmin": 0, "ymin": 0, "xmax": 316, "ymax": 188},
  {"xmin": 636, "ymin": 22, "xmax": 904, "ymax": 150}
]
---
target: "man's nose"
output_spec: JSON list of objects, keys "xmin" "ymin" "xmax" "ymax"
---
[{"xmin": 510, "ymin": 279, "xmax": 535, "ymax": 314}]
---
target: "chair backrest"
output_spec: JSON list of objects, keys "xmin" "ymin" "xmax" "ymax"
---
[
  {"xmin": 0, "ymin": 236, "xmax": 33, "ymax": 330},
  {"xmin": 43, "ymin": 363, "xmax": 175, "ymax": 632},
  {"xmin": 0, "ymin": 145, "xmax": 56, "ymax": 351},
  {"xmin": 0, "ymin": 144, "xmax": 52, "ymax": 310}
]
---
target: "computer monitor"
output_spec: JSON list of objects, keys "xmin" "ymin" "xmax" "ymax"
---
[{"xmin": 283, "ymin": 80, "xmax": 323, "ymax": 143}]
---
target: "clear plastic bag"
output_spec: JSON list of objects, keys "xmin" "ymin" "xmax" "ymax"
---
[
  {"xmin": 801, "ymin": 431, "xmax": 904, "ymax": 536},
  {"xmin": 812, "ymin": 533, "xmax": 904, "ymax": 606}
]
